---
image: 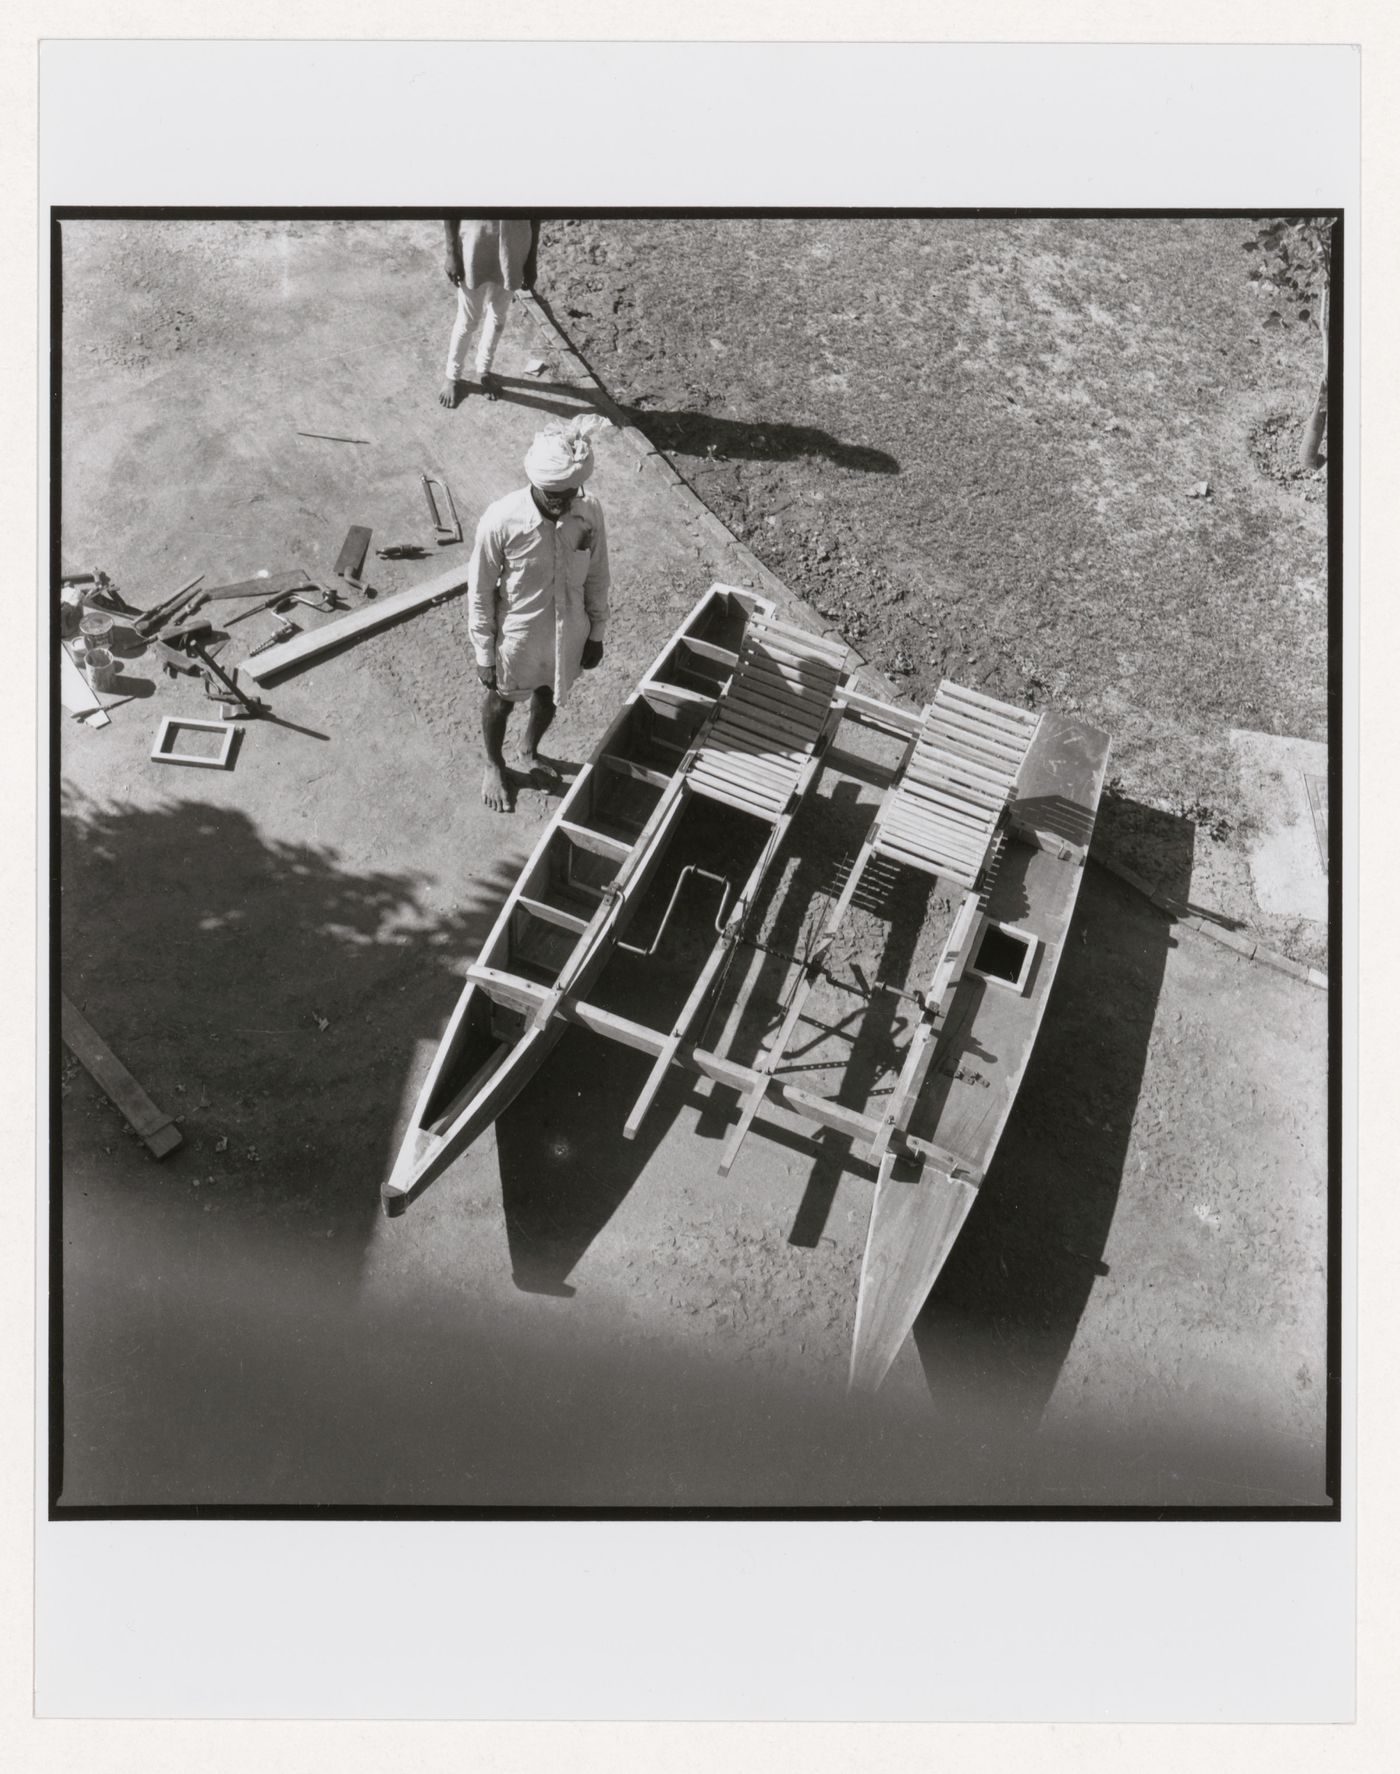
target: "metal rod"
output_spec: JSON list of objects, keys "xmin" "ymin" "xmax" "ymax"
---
[{"xmin": 616, "ymin": 866, "xmax": 732, "ymax": 959}]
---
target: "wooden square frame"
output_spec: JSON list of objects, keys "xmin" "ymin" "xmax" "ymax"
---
[{"xmin": 150, "ymin": 714, "xmax": 236, "ymax": 768}]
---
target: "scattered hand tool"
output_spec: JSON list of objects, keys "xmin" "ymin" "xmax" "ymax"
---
[
  {"xmin": 420, "ymin": 473, "xmax": 462, "ymax": 545},
  {"xmin": 156, "ymin": 617, "xmax": 268, "ymax": 719},
  {"xmin": 134, "ymin": 575, "xmax": 208, "ymax": 638},
  {"xmin": 333, "ymin": 524, "xmax": 373, "ymax": 592},
  {"xmin": 224, "ymin": 582, "xmax": 344, "ymax": 629},
  {"xmin": 202, "ymin": 569, "xmax": 316, "ymax": 603},
  {"xmin": 248, "ymin": 614, "xmax": 301, "ymax": 657}
]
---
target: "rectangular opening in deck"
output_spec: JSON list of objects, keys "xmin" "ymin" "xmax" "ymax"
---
[{"xmin": 969, "ymin": 921, "xmax": 1037, "ymax": 993}]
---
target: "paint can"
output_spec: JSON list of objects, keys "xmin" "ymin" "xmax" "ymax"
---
[
  {"xmin": 79, "ymin": 611, "xmax": 115, "ymax": 652},
  {"xmin": 84, "ymin": 647, "xmax": 117, "ymax": 692}
]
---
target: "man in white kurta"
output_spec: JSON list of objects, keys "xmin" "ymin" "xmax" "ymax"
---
[{"xmin": 468, "ymin": 418, "xmax": 612, "ymax": 811}]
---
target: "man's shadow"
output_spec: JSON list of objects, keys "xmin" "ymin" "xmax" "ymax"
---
[{"xmin": 491, "ymin": 374, "xmax": 900, "ymax": 477}]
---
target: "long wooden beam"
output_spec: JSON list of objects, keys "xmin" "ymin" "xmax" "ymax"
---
[
  {"xmin": 60, "ymin": 993, "xmax": 182, "ymax": 1158},
  {"xmin": 241, "ymin": 562, "xmax": 470, "ymax": 682}
]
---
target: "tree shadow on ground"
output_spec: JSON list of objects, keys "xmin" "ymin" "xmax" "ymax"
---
[
  {"xmin": 909, "ymin": 800, "xmax": 1192, "ymax": 1431},
  {"xmin": 60, "ymin": 782, "xmax": 517, "ymax": 1235}
]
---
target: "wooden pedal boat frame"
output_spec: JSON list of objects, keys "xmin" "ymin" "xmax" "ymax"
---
[{"xmin": 384, "ymin": 582, "xmax": 1110, "ymax": 1392}]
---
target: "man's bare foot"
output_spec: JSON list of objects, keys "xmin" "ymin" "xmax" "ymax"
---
[
  {"xmin": 479, "ymin": 370, "xmax": 502, "ymax": 402},
  {"xmin": 438, "ymin": 378, "xmax": 466, "ymax": 409},
  {"xmin": 482, "ymin": 762, "xmax": 513, "ymax": 812},
  {"xmin": 519, "ymin": 749, "xmax": 561, "ymax": 789}
]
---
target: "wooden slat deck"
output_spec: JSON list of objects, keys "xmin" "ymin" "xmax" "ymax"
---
[
  {"xmin": 687, "ymin": 614, "xmax": 849, "ymax": 823},
  {"xmin": 872, "ymin": 680, "xmax": 1041, "ymax": 886}
]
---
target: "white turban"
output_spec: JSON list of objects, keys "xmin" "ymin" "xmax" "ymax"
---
[{"xmin": 524, "ymin": 414, "xmax": 611, "ymax": 491}]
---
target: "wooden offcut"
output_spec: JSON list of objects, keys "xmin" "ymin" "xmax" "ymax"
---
[
  {"xmin": 60, "ymin": 993, "xmax": 182, "ymax": 1159},
  {"xmin": 242, "ymin": 562, "xmax": 469, "ymax": 682}
]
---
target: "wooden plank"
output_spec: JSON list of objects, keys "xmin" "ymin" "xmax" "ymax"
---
[
  {"xmin": 601, "ymin": 754, "xmax": 671, "ymax": 791},
  {"xmin": 467, "ymin": 963, "xmax": 552, "ymax": 1009},
  {"xmin": 680, "ymin": 635, "xmax": 739, "ymax": 669},
  {"xmin": 875, "ymin": 833, "xmax": 969, "ymax": 882},
  {"xmin": 926, "ymin": 707, "xmax": 1029, "ymax": 762},
  {"xmin": 892, "ymin": 782, "xmax": 994, "ymax": 829},
  {"xmin": 749, "ymin": 623, "xmax": 848, "ymax": 668},
  {"xmin": 712, "ymin": 700, "xmax": 815, "ymax": 756},
  {"xmin": 243, "ymin": 562, "xmax": 469, "ymax": 682},
  {"xmin": 60, "ymin": 645, "xmax": 110, "ymax": 727},
  {"xmin": 911, "ymin": 742, "xmax": 1013, "ymax": 792},
  {"xmin": 904, "ymin": 776, "xmax": 1005, "ymax": 824},
  {"xmin": 726, "ymin": 671, "xmax": 827, "ymax": 728},
  {"xmin": 684, "ymin": 775, "xmax": 780, "ymax": 824},
  {"xmin": 517, "ymin": 896, "xmax": 590, "ymax": 936},
  {"xmin": 692, "ymin": 759, "xmax": 789, "ymax": 805},
  {"xmin": 60, "ymin": 993, "xmax": 181, "ymax": 1158},
  {"xmin": 740, "ymin": 649, "xmax": 842, "ymax": 695},
  {"xmin": 848, "ymin": 1156, "xmax": 981, "ymax": 1392},
  {"xmin": 696, "ymin": 738, "xmax": 797, "ymax": 788},
  {"xmin": 936, "ymin": 686, "xmax": 1037, "ymax": 733},
  {"xmin": 702, "ymin": 721, "xmax": 808, "ymax": 773},
  {"xmin": 910, "ymin": 743, "xmax": 1011, "ymax": 789},
  {"xmin": 940, "ymin": 681, "xmax": 1039, "ymax": 727},
  {"xmin": 881, "ymin": 807, "xmax": 985, "ymax": 857},
  {"xmin": 559, "ymin": 820, "xmax": 632, "ymax": 863},
  {"xmin": 688, "ymin": 767, "xmax": 783, "ymax": 817},
  {"xmin": 894, "ymin": 793, "xmax": 996, "ymax": 841},
  {"xmin": 841, "ymin": 687, "xmax": 923, "ymax": 737},
  {"xmin": 642, "ymin": 680, "xmax": 716, "ymax": 712}
]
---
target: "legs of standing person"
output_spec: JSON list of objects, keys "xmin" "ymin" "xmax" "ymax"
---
[
  {"xmin": 481, "ymin": 682, "xmax": 514, "ymax": 811},
  {"xmin": 520, "ymin": 686, "xmax": 558, "ymax": 782},
  {"xmin": 476, "ymin": 283, "xmax": 513, "ymax": 399},
  {"xmin": 440, "ymin": 282, "xmax": 505, "ymax": 408}
]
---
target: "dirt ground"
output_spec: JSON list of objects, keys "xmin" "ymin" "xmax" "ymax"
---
[
  {"xmin": 544, "ymin": 216, "xmax": 1331, "ymax": 972},
  {"xmin": 55, "ymin": 219, "xmax": 1329, "ymax": 1509}
]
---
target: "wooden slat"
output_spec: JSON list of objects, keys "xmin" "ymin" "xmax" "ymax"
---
[
  {"xmin": 883, "ymin": 802, "xmax": 985, "ymax": 848},
  {"xmin": 685, "ymin": 776, "xmax": 781, "ymax": 823},
  {"xmin": 699, "ymin": 725, "xmax": 803, "ymax": 776},
  {"xmin": 936, "ymin": 691, "xmax": 1036, "ymax": 738},
  {"xmin": 875, "ymin": 833, "xmax": 972, "ymax": 882},
  {"xmin": 601, "ymin": 754, "xmax": 671, "ymax": 790},
  {"xmin": 680, "ymin": 636, "xmax": 739, "ymax": 669},
  {"xmin": 726, "ymin": 671, "xmax": 827, "ymax": 727},
  {"xmin": 881, "ymin": 818, "xmax": 985, "ymax": 866},
  {"xmin": 749, "ymin": 623, "xmax": 848, "ymax": 667},
  {"xmin": 703, "ymin": 721, "xmax": 808, "ymax": 772},
  {"xmin": 940, "ymin": 681, "xmax": 1039, "ymax": 727},
  {"xmin": 243, "ymin": 562, "xmax": 469, "ymax": 682},
  {"xmin": 559, "ymin": 820, "xmax": 632, "ymax": 863},
  {"xmin": 879, "ymin": 820, "xmax": 984, "ymax": 869},
  {"xmin": 713, "ymin": 699, "xmax": 817, "ymax": 755},
  {"xmin": 689, "ymin": 774, "xmax": 784, "ymax": 820},
  {"xmin": 517, "ymin": 896, "xmax": 590, "ymax": 936},
  {"xmin": 694, "ymin": 754, "xmax": 793, "ymax": 800},
  {"xmin": 910, "ymin": 744, "xmax": 1013, "ymax": 794},
  {"xmin": 926, "ymin": 706, "xmax": 1029, "ymax": 762},
  {"xmin": 467, "ymin": 964, "xmax": 551, "ymax": 1013},
  {"xmin": 892, "ymin": 782, "xmax": 995, "ymax": 828},
  {"xmin": 60, "ymin": 993, "xmax": 182, "ymax": 1157},
  {"xmin": 643, "ymin": 679, "xmax": 716, "ymax": 712},
  {"xmin": 692, "ymin": 766, "xmax": 787, "ymax": 812},
  {"xmin": 739, "ymin": 650, "xmax": 841, "ymax": 698}
]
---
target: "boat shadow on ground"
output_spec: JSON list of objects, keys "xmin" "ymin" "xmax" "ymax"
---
[
  {"xmin": 910, "ymin": 799, "xmax": 1192, "ymax": 1431},
  {"xmin": 494, "ymin": 1023, "xmax": 691, "ymax": 1297}
]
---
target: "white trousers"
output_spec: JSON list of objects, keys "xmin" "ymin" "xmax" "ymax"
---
[{"xmin": 445, "ymin": 281, "xmax": 513, "ymax": 378}]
